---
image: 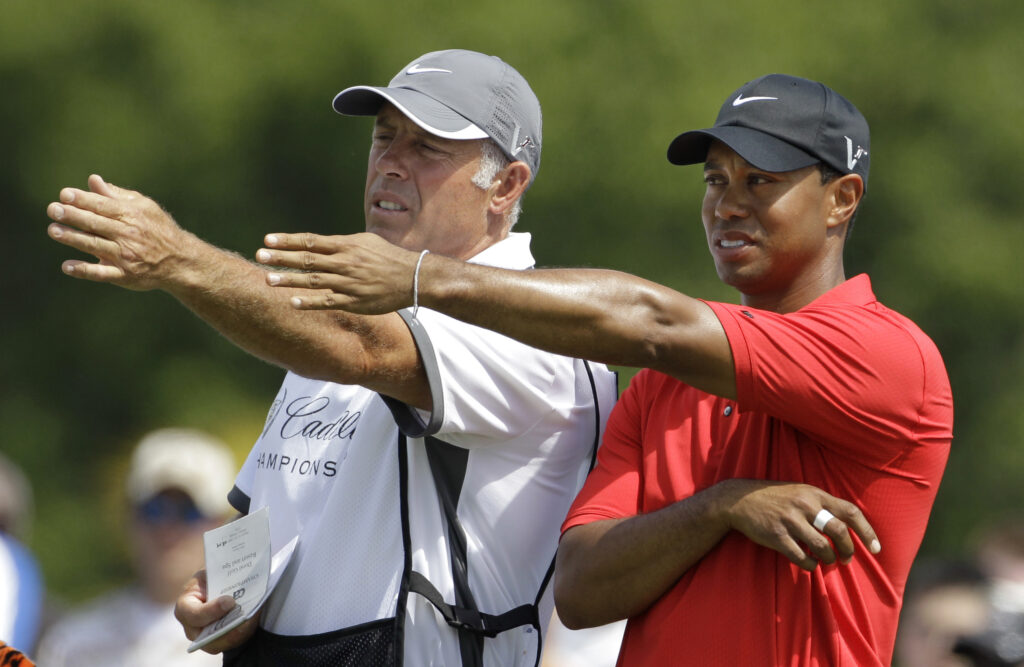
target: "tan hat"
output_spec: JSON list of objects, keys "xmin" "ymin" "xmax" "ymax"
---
[{"xmin": 125, "ymin": 429, "xmax": 236, "ymax": 519}]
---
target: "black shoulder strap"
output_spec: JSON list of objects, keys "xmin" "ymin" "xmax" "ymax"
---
[
  {"xmin": 410, "ymin": 360, "xmax": 603, "ymax": 667},
  {"xmin": 395, "ymin": 432, "xmax": 413, "ymax": 662},
  {"xmin": 583, "ymin": 359, "xmax": 602, "ymax": 473},
  {"xmin": 408, "ymin": 571, "xmax": 539, "ymax": 639}
]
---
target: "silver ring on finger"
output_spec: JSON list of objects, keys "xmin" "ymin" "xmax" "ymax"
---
[{"xmin": 813, "ymin": 509, "xmax": 836, "ymax": 532}]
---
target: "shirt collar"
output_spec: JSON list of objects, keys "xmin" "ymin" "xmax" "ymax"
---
[
  {"xmin": 466, "ymin": 232, "xmax": 535, "ymax": 270},
  {"xmin": 806, "ymin": 273, "xmax": 876, "ymax": 309}
]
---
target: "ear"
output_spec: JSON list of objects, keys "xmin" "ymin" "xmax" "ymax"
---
[
  {"xmin": 826, "ymin": 173, "xmax": 864, "ymax": 230},
  {"xmin": 488, "ymin": 161, "xmax": 531, "ymax": 217}
]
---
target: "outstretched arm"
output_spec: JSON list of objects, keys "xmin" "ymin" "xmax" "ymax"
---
[
  {"xmin": 257, "ymin": 232, "xmax": 737, "ymax": 399},
  {"xmin": 553, "ymin": 479, "xmax": 882, "ymax": 629},
  {"xmin": 47, "ymin": 176, "xmax": 429, "ymax": 408}
]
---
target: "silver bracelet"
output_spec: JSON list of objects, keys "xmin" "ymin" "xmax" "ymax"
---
[{"xmin": 413, "ymin": 249, "xmax": 430, "ymax": 318}]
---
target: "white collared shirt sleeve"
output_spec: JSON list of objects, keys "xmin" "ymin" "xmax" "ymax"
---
[{"xmin": 406, "ymin": 307, "xmax": 572, "ymax": 444}]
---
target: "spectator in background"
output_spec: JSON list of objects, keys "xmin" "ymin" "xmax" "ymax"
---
[
  {"xmin": 896, "ymin": 558, "xmax": 992, "ymax": 667},
  {"xmin": 0, "ymin": 453, "xmax": 44, "ymax": 658},
  {"xmin": 974, "ymin": 518, "xmax": 1024, "ymax": 616},
  {"xmin": 35, "ymin": 429, "xmax": 235, "ymax": 667},
  {"xmin": 952, "ymin": 519, "xmax": 1024, "ymax": 667}
]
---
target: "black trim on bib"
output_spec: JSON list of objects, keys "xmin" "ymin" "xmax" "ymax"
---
[
  {"xmin": 223, "ymin": 618, "xmax": 397, "ymax": 667},
  {"xmin": 380, "ymin": 309, "xmax": 445, "ymax": 437},
  {"xmin": 422, "ymin": 437, "xmax": 474, "ymax": 615},
  {"xmin": 227, "ymin": 485, "xmax": 251, "ymax": 515},
  {"xmin": 422, "ymin": 436, "xmax": 483, "ymax": 665},
  {"xmin": 395, "ymin": 431, "xmax": 412, "ymax": 664}
]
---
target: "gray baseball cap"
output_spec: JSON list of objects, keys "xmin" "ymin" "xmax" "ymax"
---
[
  {"xmin": 333, "ymin": 49, "xmax": 542, "ymax": 183},
  {"xmin": 667, "ymin": 74, "xmax": 870, "ymax": 188}
]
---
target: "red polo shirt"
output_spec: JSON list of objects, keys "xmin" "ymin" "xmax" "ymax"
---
[{"xmin": 562, "ymin": 275, "xmax": 952, "ymax": 666}]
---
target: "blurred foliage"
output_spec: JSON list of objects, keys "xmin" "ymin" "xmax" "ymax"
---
[{"xmin": 2, "ymin": 0, "xmax": 1022, "ymax": 603}]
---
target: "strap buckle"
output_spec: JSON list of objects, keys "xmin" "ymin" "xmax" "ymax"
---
[{"xmin": 449, "ymin": 608, "xmax": 498, "ymax": 638}]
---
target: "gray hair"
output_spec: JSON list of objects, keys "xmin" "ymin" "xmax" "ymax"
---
[{"xmin": 472, "ymin": 140, "xmax": 522, "ymax": 227}]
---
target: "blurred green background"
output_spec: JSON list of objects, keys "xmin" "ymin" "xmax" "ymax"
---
[{"xmin": 3, "ymin": 0, "xmax": 1022, "ymax": 605}]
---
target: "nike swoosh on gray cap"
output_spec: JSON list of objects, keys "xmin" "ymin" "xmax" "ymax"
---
[{"xmin": 333, "ymin": 49, "xmax": 543, "ymax": 183}]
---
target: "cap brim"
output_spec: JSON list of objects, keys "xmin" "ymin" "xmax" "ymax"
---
[
  {"xmin": 332, "ymin": 86, "xmax": 488, "ymax": 140},
  {"xmin": 668, "ymin": 126, "xmax": 819, "ymax": 172},
  {"xmin": 128, "ymin": 471, "xmax": 223, "ymax": 518}
]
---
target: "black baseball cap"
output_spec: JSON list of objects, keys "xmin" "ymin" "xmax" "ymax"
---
[
  {"xmin": 333, "ymin": 49, "xmax": 542, "ymax": 183},
  {"xmin": 667, "ymin": 74, "xmax": 870, "ymax": 188}
]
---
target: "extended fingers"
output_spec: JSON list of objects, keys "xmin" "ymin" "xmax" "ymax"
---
[
  {"xmin": 256, "ymin": 247, "xmax": 335, "ymax": 272},
  {"xmin": 264, "ymin": 232, "xmax": 340, "ymax": 254},
  {"xmin": 59, "ymin": 259, "xmax": 128, "ymax": 283},
  {"xmin": 56, "ymin": 185, "xmax": 126, "ymax": 221},
  {"xmin": 288, "ymin": 292, "xmax": 358, "ymax": 311},
  {"xmin": 48, "ymin": 213, "xmax": 123, "ymax": 259},
  {"xmin": 88, "ymin": 174, "xmax": 119, "ymax": 198},
  {"xmin": 263, "ymin": 272, "xmax": 375, "ymax": 313},
  {"xmin": 48, "ymin": 215, "xmax": 132, "ymax": 286},
  {"xmin": 264, "ymin": 270, "xmax": 329, "ymax": 290},
  {"xmin": 87, "ymin": 173, "xmax": 148, "ymax": 203},
  {"xmin": 50, "ymin": 174, "xmax": 151, "ymax": 239},
  {"xmin": 48, "ymin": 192, "xmax": 129, "ymax": 242}
]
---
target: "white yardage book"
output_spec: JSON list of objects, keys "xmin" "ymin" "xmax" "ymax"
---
[{"xmin": 187, "ymin": 507, "xmax": 298, "ymax": 653}]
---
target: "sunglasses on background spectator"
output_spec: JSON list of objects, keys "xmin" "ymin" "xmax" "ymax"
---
[{"xmin": 135, "ymin": 491, "xmax": 206, "ymax": 525}]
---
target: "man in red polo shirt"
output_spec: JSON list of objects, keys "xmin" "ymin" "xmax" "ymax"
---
[{"xmin": 254, "ymin": 74, "xmax": 953, "ymax": 666}]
